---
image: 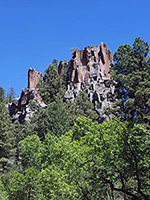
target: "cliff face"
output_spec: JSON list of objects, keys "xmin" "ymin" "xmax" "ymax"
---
[
  {"xmin": 58, "ymin": 42, "xmax": 113, "ymax": 86},
  {"xmin": 9, "ymin": 68, "xmax": 45, "ymax": 123},
  {"xmin": 9, "ymin": 42, "xmax": 114, "ymax": 123},
  {"xmin": 28, "ymin": 68, "xmax": 42, "ymax": 89},
  {"xmin": 58, "ymin": 42, "xmax": 114, "ymax": 122}
]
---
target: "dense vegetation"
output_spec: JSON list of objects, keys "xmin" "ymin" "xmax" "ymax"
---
[
  {"xmin": 0, "ymin": 38, "xmax": 150, "ymax": 200},
  {"xmin": 112, "ymin": 37, "xmax": 150, "ymax": 128}
]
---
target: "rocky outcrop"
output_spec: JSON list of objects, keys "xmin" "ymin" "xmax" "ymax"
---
[
  {"xmin": 58, "ymin": 42, "xmax": 114, "ymax": 122},
  {"xmin": 8, "ymin": 68, "xmax": 45, "ymax": 123},
  {"xmin": 8, "ymin": 42, "xmax": 114, "ymax": 124},
  {"xmin": 28, "ymin": 68, "xmax": 42, "ymax": 89}
]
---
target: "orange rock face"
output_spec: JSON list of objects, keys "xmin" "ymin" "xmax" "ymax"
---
[
  {"xmin": 58, "ymin": 42, "xmax": 114, "ymax": 123},
  {"xmin": 9, "ymin": 68, "xmax": 44, "ymax": 123},
  {"xmin": 9, "ymin": 42, "xmax": 114, "ymax": 124},
  {"xmin": 58, "ymin": 42, "xmax": 113, "ymax": 90},
  {"xmin": 28, "ymin": 68, "xmax": 42, "ymax": 89}
]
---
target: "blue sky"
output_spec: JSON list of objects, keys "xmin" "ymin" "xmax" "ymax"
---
[{"xmin": 0, "ymin": 0, "xmax": 150, "ymax": 96}]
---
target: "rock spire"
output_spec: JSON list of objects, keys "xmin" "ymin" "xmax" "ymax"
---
[
  {"xmin": 8, "ymin": 42, "xmax": 114, "ymax": 123},
  {"xmin": 58, "ymin": 42, "xmax": 114, "ymax": 122}
]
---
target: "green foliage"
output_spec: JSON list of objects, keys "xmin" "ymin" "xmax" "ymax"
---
[
  {"xmin": 0, "ymin": 102, "xmax": 15, "ymax": 173},
  {"xmin": 39, "ymin": 60, "xmax": 65, "ymax": 104},
  {"xmin": 0, "ymin": 178, "xmax": 8, "ymax": 200},
  {"xmin": 42, "ymin": 98, "xmax": 71, "ymax": 137},
  {"xmin": 39, "ymin": 167, "xmax": 80, "ymax": 200},
  {"xmin": 19, "ymin": 135, "xmax": 42, "ymax": 170},
  {"xmin": 6, "ymin": 87, "xmax": 16, "ymax": 103},
  {"xmin": 27, "ymin": 98, "xmax": 71, "ymax": 140},
  {"xmin": 67, "ymin": 91, "xmax": 98, "ymax": 124},
  {"xmin": 61, "ymin": 60, "xmax": 68, "ymax": 87},
  {"xmin": 13, "ymin": 121, "xmax": 28, "ymax": 166},
  {"xmin": 39, "ymin": 133, "xmax": 58, "ymax": 169},
  {"xmin": 7, "ymin": 168, "xmax": 40, "ymax": 200},
  {"xmin": 112, "ymin": 37, "xmax": 150, "ymax": 127},
  {"xmin": 0, "ymin": 87, "xmax": 5, "ymax": 103},
  {"xmin": 2, "ymin": 39, "xmax": 150, "ymax": 200},
  {"xmin": 70, "ymin": 47, "xmax": 79, "ymax": 55},
  {"xmin": 91, "ymin": 44, "xmax": 95, "ymax": 48},
  {"xmin": 28, "ymin": 100, "xmax": 41, "ymax": 112},
  {"xmin": 6, "ymin": 117, "xmax": 149, "ymax": 199},
  {"xmin": 51, "ymin": 117, "xmax": 150, "ymax": 199},
  {"xmin": 52, "ymin": 58, "xmax": 58, "ymax": 67}
]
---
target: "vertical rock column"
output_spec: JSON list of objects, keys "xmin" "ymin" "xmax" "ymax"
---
[
  {"xmin": 28, "ymin": 68, "xmax": 42, "ymax": 89},
  {"xmin": 9, "ymin": 68, "xmax": 44, "ymax": 123},
  {"xmin": 58, "ymin": 42, "xmax": 114, "ymax": 122}
]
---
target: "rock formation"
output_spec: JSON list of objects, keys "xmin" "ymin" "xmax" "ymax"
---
[
  {"xmin": 28, "ymin": 68, "xmax": 43, "ymax": 103},
  {"xmin": 28, "ymin": 68, "xmax": 42, "ymax": 89},
  {"xmin": 8, "ymin": 68, "xmax": 45, "ymax": 123},
  {"xmin": 8, "ymin": 42, "xmax": 114, "ymax": 123},
  {"xmin": 58, "ymin": 42, "xmax": 114, "ymax": 122}
]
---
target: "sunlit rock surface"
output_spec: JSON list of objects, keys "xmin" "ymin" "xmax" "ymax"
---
[
  {"xmin": 58, "ymin": 42, "xmax": 114, "ymax": 122},
  {"xmin": 9, "ymin": 68, "xmax": 45, "ymax": 123},
  {"xmin": 9, "ymin": 42, "xmax": 114, "ymax": 123}
]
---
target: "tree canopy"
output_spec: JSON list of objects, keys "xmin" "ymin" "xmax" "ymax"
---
[
  {"xmin": 3, "ymin": 117, "xmax": 150, "ymax": 199},
  {"xmin": 28, "ymin": 98, "xmax": 71, "ymax": 140},
  {"xmin": 112, "ymin": 37, "xmax": 150, "ymax": 127},
  {"xmin": 1, "ymin": 38, "xmax": 150, "ymax": 200},
  {"xmin": 39, "ymin": 60, "xmax": 65, "ymax": 104},
  {"xmin": 0, "ymin": 102, "xmax": 15, "ymax": 173}
]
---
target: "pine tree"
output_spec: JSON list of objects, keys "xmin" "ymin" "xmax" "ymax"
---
[
  {"xmin": 67, "ymin": 91, "xmax": 99, "ymax": 124},
  {"xmin": 112, "ymin": 37, "xmax": 150, "ymax": 127},
  {"xmin": 39, "ymin": 59, "xmax": 65, "ymax": 105},
  {"xmin": 6, "ymin": 87, "xmax": 16, "ymax": 103},
  {"xmin": 0, "ymin": 102, "xmax": 15, "ymax": 173},
  {"xmin": 27, "ymin": 97, "xmax": 71, "ymax": 140},
  {"xmin": 0, "ymin": 87, "xmax": 5, "ymax": 103}
]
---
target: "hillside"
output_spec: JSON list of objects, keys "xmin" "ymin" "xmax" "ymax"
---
[{"xmin": 0, "ymin": 38, "xmax": 150, "ymax": 200}]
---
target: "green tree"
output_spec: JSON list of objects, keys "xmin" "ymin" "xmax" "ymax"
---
[
  {"xmin": 59, "ymin": 60, "xmax": 68, "ymax": 87},
  {"xmin": 52, "ymin": 58, "xmax": 58, "ymax": 67},
  {"xmin": 0, "ymin": 102, "xmax": 15, "ymax": 173},
  {"xmin": 4, "ymin": 135, "xmax": 42, "ymax": 200},
  {"xmin": 46, "ymin": 117, "xmax": 150, "ymax": 199},
  {"xmin": 67, "ymin": 91, "xmax": 98, "ymax": 124},
  {"xmin": 19, "ymin": 135, "xmax": 42, "ymax": 170},
  {"xmin": 13, "ymin": 121, "xmax": 27, "ymax": 166},
  {"xmin": 70, "ymin": 47, "xmax": 79, "ymax": 55},
  {"xmin": 6, "ymin": 87, "xmax": 16, "ymax": 103},
  {"xmin": 7, "ymin": 168, "xmax": 40, "ymax": 200},
  {"xmin": 0, "ymin": 87, "xmax": 5, "ymax": 103},
  {"xmin": 112, "ymin": 37, "xmax": 150, "ymax": 127},
  {"xmin": 6, "ymin": 134, "xmax": 58, "ymax": 200},
  {"xmin": 39, "ymin": 60, "xmax": 65, "ymax": 104},
  {"xmin": 0, "ymin": 178, "xmax": 8, "ymax": 200},
  {"xmin": 5, "ymin": 117, "xmax": 150, "ymax": 199},
  {"xmin": 28, "ymin": 98, "xmax": 71, "ymax": 140}
]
